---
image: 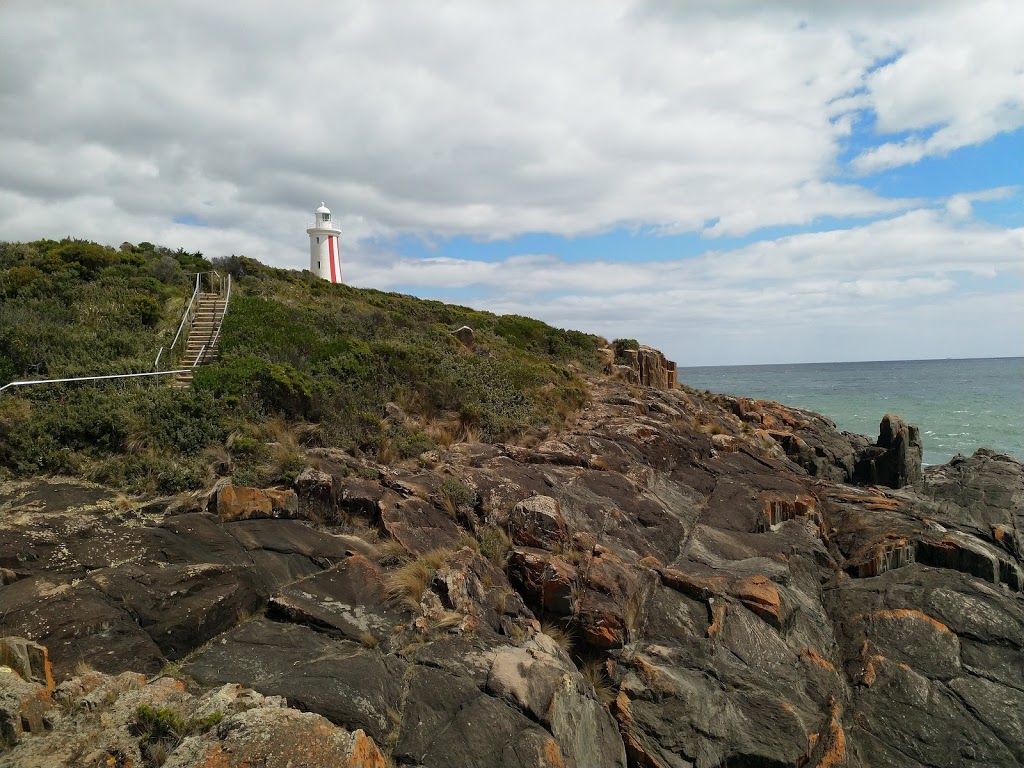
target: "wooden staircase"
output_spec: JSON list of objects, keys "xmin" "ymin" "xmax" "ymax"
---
[{"xmin": 173, "ymin": 292, "xmax": 227, "ymax": 387}]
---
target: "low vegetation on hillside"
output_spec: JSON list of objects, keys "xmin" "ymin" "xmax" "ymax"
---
[{"xmin": 0, "ymin": 239, "xmax": 602, "ymax": 493}]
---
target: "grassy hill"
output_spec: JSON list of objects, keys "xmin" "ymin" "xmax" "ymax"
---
[{"xmin": 0, "ymin": 239, "xmax": 602, "ymax": 493}]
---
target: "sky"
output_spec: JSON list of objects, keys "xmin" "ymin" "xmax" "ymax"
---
[{"xmin": 0, "ymin": 1, "xmax": 1021, "ymax": 366}]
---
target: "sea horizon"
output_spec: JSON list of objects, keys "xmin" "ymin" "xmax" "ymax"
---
[
  {"xmin": 680, "ymin": 354, "xmax": 1023, "ymax": 370},
  {"xmin": 676, "ymin": 356, "xmax": 1024, "ymax": 466}
]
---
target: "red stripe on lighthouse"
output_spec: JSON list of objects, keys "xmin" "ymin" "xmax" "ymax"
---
[
  {"xmin": 328, "ymin": 235, "xmax": 338, "ymax": 283},
  {"xmin": 336, "ymin": 236, "xmax": 343, "ymax": 283}
]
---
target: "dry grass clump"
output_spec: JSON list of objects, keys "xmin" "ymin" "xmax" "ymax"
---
[
  {"xmin": 698, "ymin": 421, "xmax": 729, "ymax": 436},
  {"xmin": 539, "ymin": 620, "xmax": 575, "ymax": 655},
  {"xmin": 580, "ymin": 659, "xmax": 616, "ymax": 705},
  {"xmin": 257, "ymin": 417, "xmax": 306, "ymax": 483},
  {"xmin": 384, "ymin": 548, "xmax": 454, "ymax": 611},
  {"xmin": 492, "ymin": 587, "xmax": 514, "ymax": 614},
  {"xmin": 358, "ymin": 631, "xmax": 379, "ymax": 649},
  {"xmin": 432, "ymin": 610, "xmax": 465, "ymax": 630},
  {"xmin": 375, "ymin": 540, "xmax": 411, "ymax": 567},
  {"xmin": 202, "ymin": 443, "xmax": 233, "ymax": 482}
]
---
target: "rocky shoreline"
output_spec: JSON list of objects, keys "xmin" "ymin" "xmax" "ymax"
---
[{"xmin": 2, "ymin": 374, "xmax": 1022, "ymax": 767}]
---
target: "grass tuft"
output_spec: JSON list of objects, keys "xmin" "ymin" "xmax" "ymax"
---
[{"xmin": 383, "ymin": 548, "xmax": 454, "ymax": 611}]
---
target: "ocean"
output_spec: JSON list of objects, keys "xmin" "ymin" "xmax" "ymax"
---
[{"xmin": 676, "ymin": 357, "xmax": 1024, "ymax": 467}]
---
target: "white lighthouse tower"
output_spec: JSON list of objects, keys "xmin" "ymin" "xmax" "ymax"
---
[{"xmin": 307, "ymin": 203, "xmax": 343, "ymax": 283}]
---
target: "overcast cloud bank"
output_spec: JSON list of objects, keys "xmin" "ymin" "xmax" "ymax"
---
[{"xmin": 0, "ymin": 0, "xmax": 1021, "ymax": 364}]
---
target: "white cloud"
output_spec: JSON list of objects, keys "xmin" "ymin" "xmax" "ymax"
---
[
  {"xmin": 0, "ymin": 0, "xmax": 945, "ymax": 248},
  {"xmin": 0, "ymin": 1, "xmax": 1021, "ymax": 364},
  {"xmin": 348, "ymin": 209, "xmax": 1023, "ymax": 364},
  {"xmin": 850, "ymin": 0, "xmax": 1024, "ymax": 173}
]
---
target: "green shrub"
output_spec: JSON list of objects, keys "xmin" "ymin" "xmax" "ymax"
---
[
  {"xmin": 0, "ymin": 238, "xmax": 604, "ymax": 492},
  {"xmin": 613, "ymin": 338, "xmax": 639, "ymax": 365}
]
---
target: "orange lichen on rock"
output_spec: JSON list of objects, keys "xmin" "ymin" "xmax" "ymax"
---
[
  {"xmin": 830, "ymin": 489, "xmax": 903, "ymax": 512},
  {"xmin": 613, "ymin": 691, "xmax": 669, "ymax": 768},
  {"xmin": 581, "ymin": 612, "xmax": 628, "ymax": 649},
  {"xmin": 873, "ymin": 608, "xmax": 953, "ymax": 635},
  {"xmin": 814, "ymin": 699, "xmax": 847, "ymax": 768},
  {"xmin": 707, "ymin": 600, "xmax": 727, "ymax": 638},
  {"xmin": 542, "ymin": 737, "xmax": 567, "ymax": 768},
  {"xmin": 658, "ymin": 567, "xmax": 727, "ymax": 600},
  {"xmin": 757, "ymin": 491, "xmax": 820, "ymax": 534},
  {"xmin": 0, "ymin": 637, "xmax": 55, "ymax": 693},
  {"xmin": 856, "ymin": 640, "xmax": 885, "ymax": 687},
  {"xmin": 192, "ymin": 744, "xmax": 231, "ymax": 768},
  {"xmin": 216, "ymin": 485, "xmax": 299, "ymax": 522},
  {"xmin": 731, "ymin": 575, "xmax": 782, "ymax": 628},
  {"xmin": 632, "ymin": 657, "xmax": 677, "ymax": 697},
  {"xmin": 346, "ymin": 730, "xmax": 388, "ymax": 768},
  {"xmin": 799, "ymin": 647, "xmax": 836, "ymax": 673}
]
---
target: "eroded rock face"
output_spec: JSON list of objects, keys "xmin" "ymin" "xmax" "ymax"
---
[
  {"xmin": 0, "ymin": 653, "xmax": 387, "ymax": 768},
  {"xmin": 1, "ymin": 373, "xmax": 1022, "ymax": 767},
  {"xmin": 853, "ymin": 413, "xmax": 923, "ymax": 489}
]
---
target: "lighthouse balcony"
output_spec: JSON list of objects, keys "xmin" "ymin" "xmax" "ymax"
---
[{"xmin": 307, "ymin": 219, "xmax": 341, "ymax": 231}]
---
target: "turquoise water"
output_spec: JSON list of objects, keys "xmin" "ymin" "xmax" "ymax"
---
[{"xmin": 676, "ymin": 358, "xmax": 1024, "ymax": 466}]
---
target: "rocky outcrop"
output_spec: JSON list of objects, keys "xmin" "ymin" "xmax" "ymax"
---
[
  {"xmin": 604, "ymin": 344, "xmax": 678, "ymax": 389},
  {"xmin": 0, "ymin": 648, "xmax": 387, "ymax": 767},
  {"xmin": 1, "ymin": 375, "xmax": 1022, "ymax": 767},
  {"xmin": 853, "ymin": 413, "xmax": 923, "ymax": 488}
]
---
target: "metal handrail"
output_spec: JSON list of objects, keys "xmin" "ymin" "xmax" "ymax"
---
[
  {"xmin": 205, "ymin": 273, "xmax": 232, "ymax": 361},
  {"xmin": 154, "ymin": 346, "xmax": 165, "ymax": 370},
  {"xmin": 170, "ymin": 273, "xmax": 201, "ymax": 351},
  {"xmin": 0, "ymin": 369, "xmax": 192, "ymax": 396},
  {"xmin": 192, "ymin": 345, "xmax": 206, "ymax": 368}
]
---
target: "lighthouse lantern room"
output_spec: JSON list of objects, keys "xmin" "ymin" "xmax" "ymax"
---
[{"xmin": 307, "ymin": 202, "xmax": 343, "ymax": 283}]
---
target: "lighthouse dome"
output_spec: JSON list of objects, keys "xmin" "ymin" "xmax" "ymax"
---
[{"xmin": 316, "ymin": 203, "xmax": 330, "ymax": 214}]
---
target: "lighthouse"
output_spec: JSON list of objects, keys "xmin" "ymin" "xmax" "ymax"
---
[{"xmin": 307, "ymin": 203, "xmax": 343, "ymax": 283}]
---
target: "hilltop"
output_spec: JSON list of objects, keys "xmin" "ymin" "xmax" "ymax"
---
[
  {"xmin": 0, "ymin": 239, "xmax": 1022, "ymax": 768},
  {"xmin": 1, "ymin": 239, "xmax": 598, "ymax": 493}
]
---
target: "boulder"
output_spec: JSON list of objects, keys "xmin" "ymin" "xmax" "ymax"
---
[
  {"xmin": 0, "ymin": 578, "xmax": 165, "ymax": 681},
  {"xmin": 295, "ymin": 466, "xmax": 336, "ymax": 522},
  {"xmin": 216, "ymin": 485, "xmax": 299, "ymax": 522},
  {"xmin": 0, "ymin": 637, "xmax": 53, "ymax": 692},
  {"xmin": 266, "ymin": 553, "xmax": 402, "ymax": 647},
  {"xmin": 853, "ymin": 413, "xmax": 923, "ymax": 488},
  {"xmin": 379, "ymin": 491, "xmax": 462, "ymax": 554},
  {"xmin": 508, "ymin": 495, "xmax": 570, "ymax": 550},
  {"xmin": 486, "ymin": 638, "xmax": 626, "ymax": 768},
  {"xmin": 0, "ymin": 664, "xmax": 52, "ymax": 747},
  {"xmin": 181, "ymin": 618, "xmax": 406, "ymax": 746},
  {"xmin": 84, "ymin": 562, "xmax": 266, "ymax": 659},
  {"xmin": 394, "ymin": 664, "xmax": 569, "ymax": 768}
]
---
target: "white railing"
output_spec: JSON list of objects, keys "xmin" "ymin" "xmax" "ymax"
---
[
  {"xmin": 205, "ymin": 273, "xmax": 232, "ymax": 362},
  {"xmin": 0, "ymin": 369, "xmax": 191, "ymax": 396},
  {"xmin": 170, "ymin": 273, "xmax": 202, "ymax": 352},
  {"xmin": 307, "ymin": 219, "xmax": 341, "ymax": 231}
]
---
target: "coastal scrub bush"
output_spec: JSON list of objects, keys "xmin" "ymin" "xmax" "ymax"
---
[
  {"xmin": 612, "ymin": 338, "xmax": 640, "ymax": 365},
  {"xmin": 0, "ymin": 239, "xmax": 604, "ymax": 493}
]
